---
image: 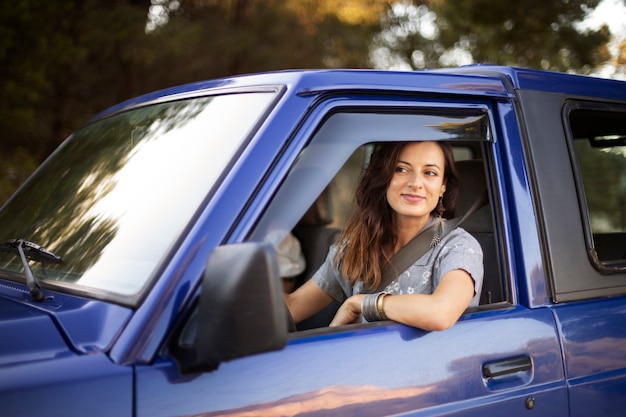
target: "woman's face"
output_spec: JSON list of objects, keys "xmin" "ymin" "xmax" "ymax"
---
[{"xmin": 386, "ymin": 141, "xmax": 447, "ymax": 226}]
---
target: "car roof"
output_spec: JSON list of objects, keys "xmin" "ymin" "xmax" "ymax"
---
[{"xmin": 92, "ymin": 65, "xmax": 626, "ymax": 121}]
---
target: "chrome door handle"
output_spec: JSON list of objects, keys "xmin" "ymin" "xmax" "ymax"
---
[{"xmin": 483, "ymin": 356, "xmax": 532, "ymax": 378}]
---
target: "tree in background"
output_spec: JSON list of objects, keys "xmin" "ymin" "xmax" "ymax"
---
[
  {"xmin": 0, "ymin": 0, "xmax": 619, "ymax": 204},
  {"xmin": 0, "ymin": 0, "xmax": 150, "ymax": 201},
  {"xmin": 372, "ymin": 0, "xmax": 611, "ymax": 71},
  {"xmin": 141, "ymin": 0, "xmax": 390, "ymax": 86}
]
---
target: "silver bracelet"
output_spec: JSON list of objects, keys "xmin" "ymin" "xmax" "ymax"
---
[{"xmin": 361, "ymin": 292, "xmax": 389, "ymax": 322}]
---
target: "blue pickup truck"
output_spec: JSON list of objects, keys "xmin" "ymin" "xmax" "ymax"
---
[{"xmin": 1, "ymin": 65, "xmax": 625, "ymax": 416}]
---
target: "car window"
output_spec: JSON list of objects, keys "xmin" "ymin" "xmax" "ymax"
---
[
  {"xmin": 0, "ymin": 91, "xmax": 277, "ymax": 302},
  {"xmin": 566, "ymin": 102, "xmax": 626, "ymax": 273},
  {"xmin": 250, "ymin": 105, "xmax": 503, "ymax": 331}
]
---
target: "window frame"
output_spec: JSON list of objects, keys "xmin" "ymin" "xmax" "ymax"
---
[
  {"xmin": 240, "ymin": 97, "xmax": 508, "ymax": 333},
  {"xmin": 563, "ymin": 100, "xmax": 626, "ymax": 275}
]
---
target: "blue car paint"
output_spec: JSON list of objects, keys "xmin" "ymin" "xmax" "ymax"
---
[
  {"xmin": 2, "ymin": 352, "xmax": 132, "ymax": 417},
  {"xmin": 0, "ymin": 282, "xmax": 131, "ymax": 358},
  {"xmin": 1, "ymin": 65, "xmax": 625, "ymax": 416},
  {"xmin": 136, "ymin": 308, "xmax": 565, "ymax": 416},
  {"xmin": 553, "ymin": 296, "xmax": 626, "ymax": 415}
]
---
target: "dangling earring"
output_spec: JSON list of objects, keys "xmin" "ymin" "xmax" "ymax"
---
[{"xmin": 430, "ymin": 195, "xmax": 445, "ymax": 247}]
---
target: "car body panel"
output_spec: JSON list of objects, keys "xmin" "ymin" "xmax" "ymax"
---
[
  {"xmin": 136, "ymin": 308, "xmax": 565, "ymax": 416},
  {"xmin": 553, "ymin": 297, "xmax": 626, "ymax": 415},
  {"xmin": 0, "ymin": 281, "xmax": 132, "ymax": 360},
  {"xmin": 0, "ymin": 353, "xmax": 132, "ymax": 417}
]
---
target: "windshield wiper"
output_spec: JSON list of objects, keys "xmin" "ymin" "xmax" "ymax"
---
[{"xmin": 0, "ymin": 239, "xmax": 63, "ymax": 302}]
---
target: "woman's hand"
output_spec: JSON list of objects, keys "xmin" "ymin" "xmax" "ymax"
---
[{"xmin": 329, "ymin": 294, "xmax": 366, "ymax": 326}]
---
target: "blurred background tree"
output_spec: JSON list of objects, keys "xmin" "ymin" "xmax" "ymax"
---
[
  {"xmin": 0, "ymin": 0, "xmax": 622, "ymax": 204},
  {"xmin": 373, "ymin": 0, "xmax": 612, "ymax": 71}
]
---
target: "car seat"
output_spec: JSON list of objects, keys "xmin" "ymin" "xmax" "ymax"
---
[
  {"xmin": 292, "ymin": 187, "xmax": 342, "ymax": 330},
  {"xmin": 455, "ymin": 159, "xmax": 503, "ymax": 304}
]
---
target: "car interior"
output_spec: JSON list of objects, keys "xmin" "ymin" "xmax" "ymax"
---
[{"xmin": 287, "ymin": 141, "xmax": 505, "ymax": 331}]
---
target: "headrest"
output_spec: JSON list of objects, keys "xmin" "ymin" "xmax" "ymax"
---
[
  {"xmin": 456, "ymin": 159, "xmax": 487, "ymax": 214},
  {"xmin": 455, "ymin": 159, "xmax": 492, "ymax": 233}
]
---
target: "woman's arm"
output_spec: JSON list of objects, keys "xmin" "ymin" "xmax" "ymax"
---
[
  {"xmin": 330, "ymin": 269, "xmax": 475, "ymax": 330},
  {"xmin": 284, "ymin": 279, "xmax": 335, "ymax": 323}
]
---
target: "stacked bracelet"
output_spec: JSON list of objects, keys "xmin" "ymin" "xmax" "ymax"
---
[
  {"xmin": 361, "ymin": 292, "xmax": 390, "ymax": 322},
  {"xmin": 376, "ymin": 292, "xmax": 389, "ymax": 320}
]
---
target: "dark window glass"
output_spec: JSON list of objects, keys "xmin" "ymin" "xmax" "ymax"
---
[{"xmin": 568, "ymin": 104, "xmax": 626, "ymax": 269}]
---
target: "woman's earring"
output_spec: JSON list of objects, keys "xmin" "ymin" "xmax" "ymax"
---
[
  {"xmin": 436, "ymin": 195, "xmax": 445, "ymax": 217},
  {"xmin": 430, "ymin": 196, "xmax": 445, "ymax": 247}
]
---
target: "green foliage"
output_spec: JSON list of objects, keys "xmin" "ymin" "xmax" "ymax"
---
[
  {"xmin": 436, "ymin": 0, "xmax": 611, "ymax": 72},
  {"xmin": 375, "ymin": 0, "xmax": 611, "ymax": 72},
  {"xmin": 0, "ymin": 0, "xmax": 150, "ymax": 202}
]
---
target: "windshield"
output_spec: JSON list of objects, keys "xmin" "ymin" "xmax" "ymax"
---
[{"xmin": 0, "ymin": 91, "xmax": 276, "ymax": 299}]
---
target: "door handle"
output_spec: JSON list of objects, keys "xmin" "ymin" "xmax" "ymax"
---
[{"xmin": 483, "ymin": 355, "xmax": 532, "ymax": 378}]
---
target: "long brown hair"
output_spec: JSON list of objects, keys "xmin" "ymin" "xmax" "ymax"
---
[{"xmin": 334, "ymin": 141, "xmax": 460, "ymax": 289}]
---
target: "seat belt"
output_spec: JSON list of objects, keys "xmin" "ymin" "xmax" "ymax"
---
[{"xmin": 375, "ymin": 191, "xmax": 488, "ymax": 292}]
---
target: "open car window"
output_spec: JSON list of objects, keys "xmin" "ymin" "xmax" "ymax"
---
[{"xmin": 249, "ymin": 105, "xmax": 505, "ymax": 331}]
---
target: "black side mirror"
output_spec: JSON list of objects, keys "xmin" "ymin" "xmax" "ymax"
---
[{"xmin": 173, "ymin": 242, "xmax": 288, "ymax": 373}]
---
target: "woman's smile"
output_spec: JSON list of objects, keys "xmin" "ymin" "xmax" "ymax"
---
[{"xmin": 401, "ymin": 193, "xmax": 424, "ymax": 203}]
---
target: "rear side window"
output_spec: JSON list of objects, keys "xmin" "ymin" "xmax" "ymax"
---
[{"xmin": 565, "ymin": 102, "xmax": 626, "ymax": 273}]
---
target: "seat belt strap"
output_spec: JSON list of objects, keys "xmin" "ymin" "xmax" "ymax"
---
[{"xmin": 375, "ymin": 191, "xmax": 488, "ymax": 292}]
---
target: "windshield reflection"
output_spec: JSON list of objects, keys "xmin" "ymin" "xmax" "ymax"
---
[{"xmin": 0, "ymin": 92, "xmax": 275, "ymax": 298}]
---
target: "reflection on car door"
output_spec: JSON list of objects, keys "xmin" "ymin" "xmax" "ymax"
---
[{"xmin": 135, "ymin": 307, "xmax": 566, "ymax": 416}]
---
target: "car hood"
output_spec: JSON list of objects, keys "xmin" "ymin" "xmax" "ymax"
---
[{"xmin": 0, "ymin": 282, "xmax": 132, "ymax": 366}]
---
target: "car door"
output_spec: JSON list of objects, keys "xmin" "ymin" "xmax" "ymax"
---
[{"xmin": 135, "ymin": 95, "xmax": 568, "ymax": 416}]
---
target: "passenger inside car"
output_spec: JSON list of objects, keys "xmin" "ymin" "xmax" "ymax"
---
[
  {"xmin": 287, "ymin": 141, "xmax": 503, "ymax": 331},
  {"xmin": 284, "ymin": 141, "xmax": 485, "ymax": 331}
]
